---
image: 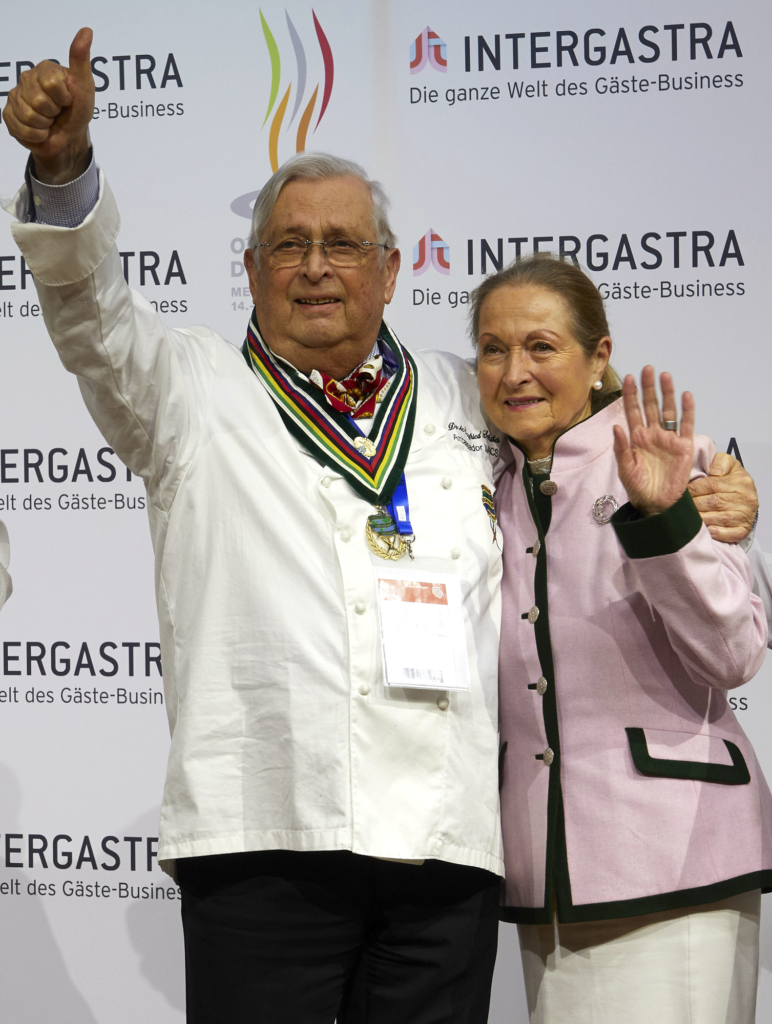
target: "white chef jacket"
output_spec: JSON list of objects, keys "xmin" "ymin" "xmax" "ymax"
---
[{"xmin": 8, "ymin": 175, "xmax": 505, "ymax": 876}]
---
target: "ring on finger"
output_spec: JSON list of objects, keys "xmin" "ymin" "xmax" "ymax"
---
[{"xmin": 662, "ymin": 420, "xmax": 678, "ymax": 431}]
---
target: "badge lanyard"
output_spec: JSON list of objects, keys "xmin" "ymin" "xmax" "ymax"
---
[{"xmin": 385, "ymin": 475, "xmax": 414, "ymax": 539}]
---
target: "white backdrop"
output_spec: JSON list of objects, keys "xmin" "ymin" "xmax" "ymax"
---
[{"xmin": 0, "ymin": 1, "xmax": 771, "ymax": 1020}]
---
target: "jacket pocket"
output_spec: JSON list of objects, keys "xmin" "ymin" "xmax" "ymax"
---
[{"xmin": 625, "ymin": 727, "xmax": 750, "ymax": 785}]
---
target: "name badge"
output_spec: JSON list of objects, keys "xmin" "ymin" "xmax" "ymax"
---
[{"xmin": 374, "ymin": 568, "xmax": 471, "ymax": 691}]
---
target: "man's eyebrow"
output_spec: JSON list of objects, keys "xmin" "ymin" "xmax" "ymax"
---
[
  {"xmin": 270, "ymin": 221, "xmax": 372, "ymax": 238},
  {"xmin": 268, "ymin": 226, "xmax": 311, "ymax": 238}
]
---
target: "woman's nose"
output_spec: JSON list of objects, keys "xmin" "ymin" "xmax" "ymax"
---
[{"xmin": 502, "ymin": 351, "xmax": 532, "ymax": 387}]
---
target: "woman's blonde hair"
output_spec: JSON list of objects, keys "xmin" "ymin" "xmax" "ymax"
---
[{"xmin": 468, "ymin": 253, "xmax": 621, "ymax": 397}]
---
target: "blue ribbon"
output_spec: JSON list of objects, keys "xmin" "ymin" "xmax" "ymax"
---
[
  {"xmin": 386, "ymin": 473, "xmax": 413, "ymax": 537},
  {"xmin": 350, "ymin": 417, "xmax": 413, "ymax": 537}
]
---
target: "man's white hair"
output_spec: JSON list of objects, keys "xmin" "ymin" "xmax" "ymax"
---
[{"xmin": 249, "ymin": 152, "xmax": 397, "ymax": 252}]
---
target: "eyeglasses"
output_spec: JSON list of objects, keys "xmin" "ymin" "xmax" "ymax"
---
[{"xmin": 257, "ymin": 237, "xmax": 389, "ymax": 269}]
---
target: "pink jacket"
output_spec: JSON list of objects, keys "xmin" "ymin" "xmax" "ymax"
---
[{"xmin": 496, "ymin": 398, "xmax": 771, "ymax": 924}]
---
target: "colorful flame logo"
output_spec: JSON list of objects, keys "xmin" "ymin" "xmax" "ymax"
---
[
  {"xmin": 260, "ymin": 8, "xmax": 335, "ymax": 172},
  {"xmin": 413, "ymin": 230, "xmax": 450, "ymax": 276},
  {"xmin": 410, "ymin": 27, "xmax": 447, "ymax": 74}
]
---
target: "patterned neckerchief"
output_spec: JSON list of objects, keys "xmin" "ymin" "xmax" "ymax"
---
[{"xmin": 308, "ymin": 348, "xmax": 389, "ymax": 419}]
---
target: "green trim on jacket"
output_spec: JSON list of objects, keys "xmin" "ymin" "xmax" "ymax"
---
[
  {"xmin": 500, "ymin": 462, "xmax": 564, "ymax": 927},
  {"xmin": 502, "ymin": 870, "xmax": 772, "ymax": 925},
  {"xmin": 611, "ymin": 487, "xmax": 702, "ymax": 559},
  {"xmin": 626, "ymin": 727, "xmax": 751, "ymax": 785}
]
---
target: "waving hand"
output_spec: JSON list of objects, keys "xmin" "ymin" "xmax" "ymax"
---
[{"xmin": 613, "ymin": 366, "xmax": 695, "ymax": 517}]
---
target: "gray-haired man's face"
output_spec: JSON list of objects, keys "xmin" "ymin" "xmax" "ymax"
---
[{"xmin": 244, "ymin": 175, "xmax": 400, "ymax": 378}]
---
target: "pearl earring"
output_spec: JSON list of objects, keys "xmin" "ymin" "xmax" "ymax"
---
[{"xmin": 592, "ymin": 380, "xmax": 603, "ymax": 390}]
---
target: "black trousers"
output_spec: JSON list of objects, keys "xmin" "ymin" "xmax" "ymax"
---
[{"xmin": 178, "ymin": 849, "xmax": 500, "ymax": 1024}]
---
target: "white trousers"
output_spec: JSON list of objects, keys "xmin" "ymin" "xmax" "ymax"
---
[{"xmin": 517, "ymin": 890, "xmax": 761, "ymax": 1024}]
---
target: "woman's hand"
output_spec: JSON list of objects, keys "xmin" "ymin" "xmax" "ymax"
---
[{"xmin": 613, "ymin": 366, "xmax": 695, "ymax": 516}]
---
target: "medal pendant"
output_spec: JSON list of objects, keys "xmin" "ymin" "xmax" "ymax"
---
[
  {"xmin": 366, "ymin": 510, "xmax": 407, "ymax": 561},
  {"xmin": 353, "ymin": 436, "xmax": 377, "ymax": 459}
]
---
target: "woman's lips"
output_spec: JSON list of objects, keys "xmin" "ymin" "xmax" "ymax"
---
[{"xmin": 504, "ymin": 397, "xmax": 544, "ymax": 410}]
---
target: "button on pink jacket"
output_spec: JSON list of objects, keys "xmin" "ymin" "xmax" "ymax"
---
[{"xmin": 496, "ymin": 398, "xmax": 771, "ymax": 924}]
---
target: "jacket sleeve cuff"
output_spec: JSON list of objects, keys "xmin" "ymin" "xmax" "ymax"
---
[
  {"xmin": 10, "ymin": 170, "xmax": 120, "ymax": 287},
  {"xmin": 28, "ymin": 150, "xmax": 98, "ymax": 227},
  {"xmin": 611, "ymin": 488, "xmax": 702, "ymax": 559}
]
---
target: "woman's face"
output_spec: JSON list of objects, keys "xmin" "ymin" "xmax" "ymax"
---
[{"xmin": 476, "ymin": 284, "xmax": 611, "ymax": 459}]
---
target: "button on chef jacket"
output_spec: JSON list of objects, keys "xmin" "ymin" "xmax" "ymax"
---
[{"xmin": 8, "ymin": 173, "xmax": 506, "ymax": 876}]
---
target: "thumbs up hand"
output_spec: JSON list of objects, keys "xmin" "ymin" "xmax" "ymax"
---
[{"xmin": 2, "ymin": 28, "xmax": 95, "ymax": 183}]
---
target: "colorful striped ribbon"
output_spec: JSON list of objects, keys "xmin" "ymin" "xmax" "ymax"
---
[{"xmin": 242, "ymin": 309, "xmax": 418, "ymax": 504}]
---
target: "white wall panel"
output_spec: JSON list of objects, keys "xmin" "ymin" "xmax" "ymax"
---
[{"xmin": 0, "ymin": 2, "xmax": 769, "ymax": 1019}]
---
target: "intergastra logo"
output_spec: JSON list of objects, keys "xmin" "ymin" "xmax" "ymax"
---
[
  {"xmin": 409, "ymin": 225, "xmax": 746, "ymax": 312},
  {"xmin": 413, "ymin": 230, "xmax": 450, "ymax": 275},
  {"xmin": 259, "ymin": 7, "xmax": 334, "ymax": 172},
  {"xmin": 410, "ymin": 27, "xmax": 447, "ymax": 74},
  {"xmin": 408, "ymin": 20, "xmax": 744, "ymax": 108}
]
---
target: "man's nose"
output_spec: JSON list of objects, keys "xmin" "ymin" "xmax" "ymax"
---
[{"xmin": 302, "ymin": 242, "xmax": 333, "ymax": 280}]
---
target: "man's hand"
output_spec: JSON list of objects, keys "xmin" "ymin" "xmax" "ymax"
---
[
  {"xmin": 689, "ymin": 453, "xmax": 759, "ymax": 543},
  {"xmin": 2, "ymin": 27, "xmax": 94, "ymax": 184}
]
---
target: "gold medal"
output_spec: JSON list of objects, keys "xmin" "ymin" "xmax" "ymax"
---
[{"xmin": 366, "ymin": 509, "xmax": 408, "ymax": 560}]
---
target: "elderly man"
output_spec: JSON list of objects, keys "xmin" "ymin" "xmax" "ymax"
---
[{"xmin": 3, "ymin": 28, "xmax": 759, "ymax": 1024}]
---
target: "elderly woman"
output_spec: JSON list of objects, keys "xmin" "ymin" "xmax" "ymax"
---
[{"xmin": 474, "ymin": 254, "xmax": 771, "ymax": 1024}]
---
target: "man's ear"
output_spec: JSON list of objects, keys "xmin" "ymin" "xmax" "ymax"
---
[
  {"xmin": 384, "ymin": 248, "xmax": 401, "ymax": 305},
  {"xmin": 244, "ymin": 248, "xmax": 258, "ymax": 305}
]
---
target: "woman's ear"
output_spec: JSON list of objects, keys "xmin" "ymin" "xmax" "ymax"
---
[{"xmin": 594, "ymin": 336, "xmax": 612, "ymax": 379}]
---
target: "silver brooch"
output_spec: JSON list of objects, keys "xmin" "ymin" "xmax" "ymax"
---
[{"xmin": 592, "ymin": 494, "xmax": 619, "ymax": 524}]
